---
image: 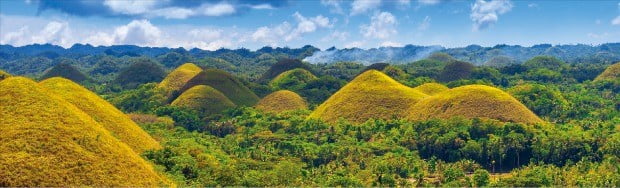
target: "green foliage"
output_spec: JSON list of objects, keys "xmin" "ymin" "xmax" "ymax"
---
[
  {"xmin": 437, "ymin": 61, "xmax": 475, "ymax": 82},
  {"xmin": 508, "ymin": 84, "xmax": 569, "ymax": 122},
  {"xmin": 176, "ymin": 69, "xmax": 260, "ymax": 106},
  {"xmin": 108, "ymin": 83, "xmax": 167, "ymax": 113},
  {"xmin": 473, "ymin": 169, "xmax": 490, "ymax": 186},
  {"xmin": 523, "ymin": 56, "xmax": 568, "ymax": 71},
  {"xmin": 269, "ymin": 68, "xmax": 317, "ymax": 91},
  {"xmin": 260, "ymin": 58, "xmax": 312, "ymax": 81}
]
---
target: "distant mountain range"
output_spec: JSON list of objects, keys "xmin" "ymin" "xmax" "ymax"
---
[{"xmin": 1, "ymin": 43, "xmax": 619, "ymax": 65}]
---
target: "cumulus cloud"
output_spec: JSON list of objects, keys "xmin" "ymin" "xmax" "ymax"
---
[
  {"xmin": 612, "ymin": 16, "xmax": 620, "ymax": 25},
  {"xmin": 251, "ymin": 12, "xmax": 332, "ymax": 45},
  {"xmin": 351, "ymin": 0, "xmax": 382, "ymax": 15},
  {"xmin": 470, "ymin": 0, "xmax": 513, "ymax": 31},
  {"xmin": 360, "ymin": 11, "xmax": 397, "ymax": 39},
  {"xmin": 322, "ymin": 31, "xmax": 349, "ymax": 42},
  {"xmin": 345, "ymin": 41, "xmax": 365, "ymax": 48}
]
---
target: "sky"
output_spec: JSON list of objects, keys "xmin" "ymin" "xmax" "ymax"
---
[{"xmin": 0, "ymin": 0, "xmax": 619, "ymax": 50}]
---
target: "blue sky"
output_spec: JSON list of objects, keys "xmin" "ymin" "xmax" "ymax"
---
[{"xmin": 0, "ymin": 0, "xmax": 619, "ymax": 50}]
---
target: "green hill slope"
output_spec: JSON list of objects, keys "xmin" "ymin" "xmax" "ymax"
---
[
  {"xmin": 177, "ymin": 69, "xmax": 259, "ymax": 106},
  {"xmin": 255, "ymin": 90, "xmax": 308, "ymax": 113},
  {"xmin": 172, "ymin": 85, "xmax": 237, "ymax": 117}
]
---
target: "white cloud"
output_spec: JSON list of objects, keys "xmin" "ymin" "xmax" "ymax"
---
[
  {"xmin": 527, "ymin": 3, "xmax": 538, "ymax": 8},
  {"xmin": 418, "ymin": 16, "xmax": 431, "ymax": 30},
  {"xmin": 31, "ymin": 21, "xmax": 73, "ymax": 47},
  {"xmin": 250, "ymin": 4, "xmax": 275, "ymax": 10},
  {"xmin": 380, "ymin": 41, "xmax": 403, "ymax": 47},
  {"xmin": 351, "ymin": 0, "xmax": 382, "ymax": 15},
  {"xmin": 397, "ymin": 0, "xmax": 411, "ymax": 6},
  {"xmin": 103, "ymin": 0, "xmax": 236, "ymax": 18},
  {"xmin": 418, "ymin": 0, "xmax": 440, "ymax": 5},
  {"xmin": 113, "ymin": 20, "xmax": 162, "ymax": 46},
  {"xmin": 587, "ymin": 32, "xmax": 610, "ymax": 39},
  {"xmin": 103, "ymin": 0, "xmax": 160, "ymax": 15},
  {"xmin": 470, "ymin": 0, "xmax": 513, "ymax": 31},
  {"xmin": 321, "ymin": 0, "xmax": 344, "ymax": 14},
  {"xmin": 613, "ymin": 16, "xmax": 620, "ymax": 25},
  {"xmin": 252, "ymin": 12, "xmax": 332, "ymax": 45},
  {"xmin": 360, "ymin": 11, "xmax": 397, "ymax": 39},
  {"xmin": 200, "ymin": 3, "xmax": 236, "ymax": 16},
  {"xmin": 1, "ymin": 26, "xmax": 30, "ymax": 46}
]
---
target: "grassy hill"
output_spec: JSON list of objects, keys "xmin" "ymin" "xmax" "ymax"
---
[
  {"xmin": 171, "ymin": 85, "xmax": 236, "ymax": 117},
  {"xmin": 255, "ymin": 90, "xmax": 308, "ymax": 113},
  {"xmin": 178, "ymin": 69, "xmax": 259, "ymax": 106},
  {"xmin": 39, "ymin": 63, "xmax": 89, "ymax": 82},
  {"xmin": 408, "ymin": 85, "xmax": 544, "ymax": 124},
  {"xmin": 594, "ymin": 62, "xmax": 620, "ymax": 81},
  {"xmin": 309, "ymin": 70, "xmax": 428, "ymax": 123},
  {"xmin": 114, "ymin": 60, "xmax": 166, "ymax": 89},
  {"xmin": 260, "ymin": 58, "xmax": 312, "ymax": 81},
  {"xmin": 0, "ymin": 70, "xmax": 10, "ymax": 81},
  {"xmin": 270, "ymin": 68, "xmax": 318, "ymax": 90},
  {"xmin": 40, "ymin": 77, "xmax": 162, "ymax": 153},
  {"xmin": 158, "ymin": 63, "xmax": 203, "ymax": 96},
  {"xmin": 0, "ymin": 77, "xmax": 171, "ymax": 186},
  {"xmin": 413, "ymin": 83, "xmax": 449, "ymax": 95}
]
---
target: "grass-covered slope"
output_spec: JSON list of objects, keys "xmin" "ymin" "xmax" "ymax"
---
[
  {"xmin": 178, "ymin": 69, "xmax": 260, "ymax": 106},
  {"xmin": 0, "ymin": 70, "xmax": 10, "ymax": 81},
  {"xmin": 159, "ymin": 63, "xmax": 203, "ymax": 95},
  {"xmin": 595, "ymin": 62, "xmax": 620, "ymax": 81},
  {"xmin": 260, "ymin": 58, "xmax": 312, "ymax": 81},
  {"xmin": 114, "ymin": 60, "xmax": 166, "ymax": 89},
  {"xmin": 171, "ymin": 85, "xmax": 236, "ymax": 117},
  {"xmin": 39, "ymin": 63, "xmax": 89, "ymax": 82},
  {"xmin": 309, "ymin": 70, "xmax": 428, "ymax": 123},
  {"xmin": 413, "ymin": 83, "xmax": 449, "ymax": 95},
  {"xmin": 270, "ymin": 68, "xmax": 318, "ymax": 90},
  {"xmin": 255, "ymin": 90, "xmax": 308, "ymax": 113},
  {"xmin": 0, "ymin": 77, "xmax": 171, "ymax": 186},
  {"xmin": 408, "ymin": 85, "xmax": 544, "ymax": 124},
  {"xmin": 40, "ymin": 77, "xmax": 161, "ymax": 153}
]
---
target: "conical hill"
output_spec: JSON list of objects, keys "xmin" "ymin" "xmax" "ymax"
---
[
  {"xmin": 0, "ymin": 77, "xmax": 171, "ymax": 186},
  {"xmin": 40, "ymin": 77, "xmax": 161, "ymax": 153},
  {"xmin": 159, "ymin": 63, "xmax": 203, "ymax": 96},
  {"xmin": 255, "ymin": 90, "xmax": 308, "ymax": 113},
  {"xmin": 309, "ymin": 70, "xmax": 428, "ymax": 123},
  {"xmin": 594, "ymin": 62, "xmax": 620, "ymax": 81},
  {"xmin": 171, "ymin": 85, "xmax": 237, "ymax": 117},
  {"xmin": 408, "ymin": 85, "xmax": 544, "ymax": 124},
  {"xmin": 177, "ymin": 69, "xmax": 259, "ymax": 106}
]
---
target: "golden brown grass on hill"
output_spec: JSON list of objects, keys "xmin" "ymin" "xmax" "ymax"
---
[
  {"xmin": 408, "ymin": 85, "xmax": 544, "ymax": 124},
  {"xmin": 255, "ymin": 90, "xmax": 308, "ymax": 113},
  {"xmin": 177, "ymin": 69, "xmax": 260, "ymax": 106},
  {"xmin": 413, "ymin": 83, "xmax": 449, "ymax": 95},
  {"xmin": 172, "ymin": 85, "xmax": 237, "ymax": 117},
  {"xmin": 159, "ymin": 63, "xmax": 203, "ymax": 96},
  {"xmin": 595, "ymin": 62, "xmax": 620, "ymax": 81},
  {"xmin": 309, "ymin": 70, "xmax": 428, "ymax": 123},
  {"xmin": 40, "ymin": 77, "xmax": 161, "ymax": 153},
  {"xmin": 0, "ymin": 77, "xmax": 172, "ymax": 186}
]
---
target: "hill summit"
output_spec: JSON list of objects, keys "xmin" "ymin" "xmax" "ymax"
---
[
  {"xmin": 171, "ymin": 85, "xmax": 237, "ymax": 117},
  {"xmin": 159, "ymin": 63, "xmax": 203, "ymax": 96},
  {"xmin": 40, "ymin": 77, "xmax": 162, "ymax": 153},
  {"xmin": 0, "ymin": 77, "xmax": 171, "ymax": 186},
  {"xmin": 39, "ymin": 63, "xmax": 89, "ymax": 82},
  {"xmin": 177, "ymin": 69, "xmax": 260, "ymax": 106},
  {"xmin": 595, "ymin": 62, "xmax": 620, "ymax": 81},
  {"xmin": 270, "ymin": 68, "xmax": 318, "ymax": 90},
  {"xmin": 309, "ymin": 70, "xmax": 428, "ymax": 123},
  {"xmin": 255, "ymin": 90, "xmax": 308, "ymax": 113},
  {"xmin": 413, "ymin": 83, "xmax": 449, "ymax": 95},
  {"xmin": 408, "ymin": 85, "xmax": 544, "ymax": 124}
]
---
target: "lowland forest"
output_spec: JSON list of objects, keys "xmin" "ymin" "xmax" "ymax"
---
[{"xmin": 1, "ymin": 43, "xmax": 619, "ymax": 187}]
